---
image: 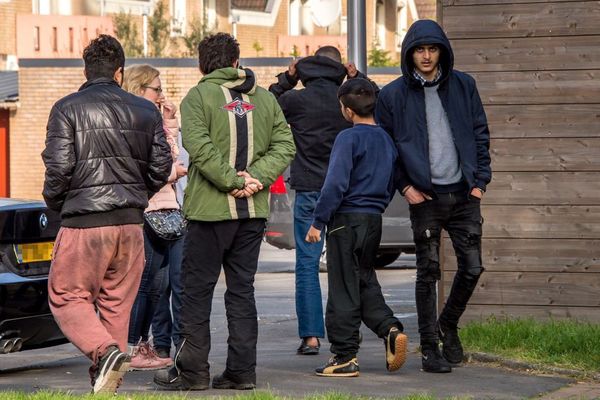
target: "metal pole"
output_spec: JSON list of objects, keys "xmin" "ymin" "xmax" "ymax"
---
[{"xmin": 347, "ymin": 0, "xmax": 367, "ymax": 73}]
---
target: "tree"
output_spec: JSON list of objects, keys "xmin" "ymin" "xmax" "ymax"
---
[
  {"xmin": 148, "ymin": 0, "xmax": 170, "ymax": 57},
  {"xmin": 113, "ymin": 12, "xmax": 143, "ymax": 57},
  {"xmin": 182, "ymin": 14, "xmax": 211, "ymax": 57},
  {"xmin": 290, "ymin": 45, "xmax": 300, "ymax": 58},
  {"xmin": 367, "ymin": 41, "xmax": 398, "ymax": 67},
  {"xmin": 252, "ymin": 40, "xmax": 264, "ymax": 57}
]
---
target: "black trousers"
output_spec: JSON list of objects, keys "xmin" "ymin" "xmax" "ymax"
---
[
  {"xmin": 175, "ymin": 219, "xmax": 265, "ymax": 386},
  {"xmin": 409, "ymin": 191, "xmax": 484, "ymax": 347},
  {"xmin": 325, "ymin": 213, "xmax": 402, "ymax": 358}
]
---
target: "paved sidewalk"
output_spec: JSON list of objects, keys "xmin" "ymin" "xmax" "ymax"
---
[{"xmin": 0, "ymin": 270, "xmax": 591, "ymax": 399}]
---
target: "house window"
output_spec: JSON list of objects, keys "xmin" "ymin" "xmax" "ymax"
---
[
  {"xmin": 52, "ymin": 27, "xmax": 58, "ymax": 52},
  {"xmin": 171, "ymin": 0, "xmax": 186, "ymax": 36},
  {"xmin": 34, "ymin": 26, "xmax": 40, "ymax": 51},
  {"xmin": 69, "ymin": 27, "xmax": 74, "ymax": 53},
  {"xmin": 376, "ymin": 0, "xmax": 386, "ymax": 48}
]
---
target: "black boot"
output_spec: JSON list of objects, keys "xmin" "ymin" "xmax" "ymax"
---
[
  {"xmin": 421, "ymin": 344, "xmax": 452, "ymax": 373},
  {"xmin": 438, "ymin": 271, "xmax": 481, "ymax": 364}
]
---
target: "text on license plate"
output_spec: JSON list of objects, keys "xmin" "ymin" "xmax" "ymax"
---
[{"xmin": 14, "ymin": 242, "xmax": 54, "ymax": 263}]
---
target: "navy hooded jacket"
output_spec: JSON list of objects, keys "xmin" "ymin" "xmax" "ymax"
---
[{"xmin": 375, "ymin": 20, "xmax": 492, "ymax": 195}]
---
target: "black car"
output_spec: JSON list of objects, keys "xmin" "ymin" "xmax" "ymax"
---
[
  {"xmin": 266, "ymin": 173, "xmax": 415, "ymax": 268},
  {"xmin": 0, "ymin": 198, "xmax": 66, "ymax": 353}
]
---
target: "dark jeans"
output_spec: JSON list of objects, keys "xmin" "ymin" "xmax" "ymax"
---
[
  {"xmin": 325, "ymin": 213, "xmax": 402, "ymax": 358},
  {"xmin": 409, "ymin": 191, "xmax": 484, "ymax": 347},
  {"xmin": 294, "ymin": 191, "xmax": 325, "ymax": 339},
  {"xmin": 176, "ymin": 219, "xmax": 265, "ymax": 386},
  {"xmin": 128, "ymin": 228, "xmax": 183, "ymax": 346}
]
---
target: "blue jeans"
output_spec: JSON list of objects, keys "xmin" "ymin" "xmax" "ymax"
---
[
  {"xmin": 152, "ymin": 236, "xmax": 184, "ymax": 350},
  {"xmin": 128, "ymin": 228, "xmax": 184, "ymax": 349},
  {"xmin": 294, "ymin": 191, "xmax": 325, "ymax": 339}
]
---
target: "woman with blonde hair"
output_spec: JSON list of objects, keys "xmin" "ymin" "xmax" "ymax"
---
[{"xmin": 123, "ymin": 64, "xmax": 187, "ymax": 371}]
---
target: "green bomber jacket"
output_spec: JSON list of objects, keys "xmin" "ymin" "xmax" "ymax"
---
[{"xmin": 181, "ymin": 67, "xmax": 295, "ymax": 221}]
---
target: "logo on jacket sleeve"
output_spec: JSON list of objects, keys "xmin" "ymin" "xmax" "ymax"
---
[{"xmin": 222, "ymin": 98, "xmax": 255, "ymax": 117}]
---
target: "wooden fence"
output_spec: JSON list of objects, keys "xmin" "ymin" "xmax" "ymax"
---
[{"xmin": 437, "ymin": 0, "xmax": 600, "ymax": 323}]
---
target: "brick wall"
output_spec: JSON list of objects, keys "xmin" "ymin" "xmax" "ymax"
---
[
  {"xmin": 10, "ymin": 63, "xmax": 397, "ymax": 200},
  {"xmin": 0, "ymin": 0, "xmax": 31, "ymax": 57}
]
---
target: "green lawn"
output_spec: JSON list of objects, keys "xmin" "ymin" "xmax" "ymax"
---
[
  {"xmin": 0, "ymin": 392, "xmax": 470, "ymax": 400},
  {"xmin": 460, "ymin": 317, "xmax": 600, "ymax": 372}
]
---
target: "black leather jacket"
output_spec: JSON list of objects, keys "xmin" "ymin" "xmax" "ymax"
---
[{"xmin": 42, "ymin": 78, "xmax": 172, "ymax": 227}]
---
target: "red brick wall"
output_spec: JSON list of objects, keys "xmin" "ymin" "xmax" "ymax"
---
[{"xmin": 0, "ymin": 0, "xmax": 31, "ymax": 57}]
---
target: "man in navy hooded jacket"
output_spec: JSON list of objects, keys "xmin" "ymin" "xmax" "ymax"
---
[{"xmin": 375, "ymin": 19, "xmax": 492, "ymax": 373}]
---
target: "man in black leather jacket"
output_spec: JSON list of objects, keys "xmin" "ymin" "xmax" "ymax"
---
[{"xmin": 41, "ymin": 35, "xmax": 171, "ymax": 394}]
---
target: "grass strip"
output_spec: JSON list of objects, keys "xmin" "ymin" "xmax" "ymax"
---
[
  {"xmin": 460, "ymin": 317, "xmax": 600, "ymax": 372},
  {"xmin": 0, "ymin": 391, "xmax": 472, "ymax": 400}
]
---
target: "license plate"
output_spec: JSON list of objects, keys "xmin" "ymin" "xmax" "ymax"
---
[{"xmin": 14, "ymin": 242, "xmax": 54, "ymax": 263}]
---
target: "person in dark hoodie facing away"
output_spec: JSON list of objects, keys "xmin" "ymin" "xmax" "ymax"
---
[
  {"xmin": 269, "ymin": 46, "xmax": 377, "ymax": 356},
  {"xmin": 306, "ymin": 78, "xmax": 407, "ymax": 377},
  {"xmin": 375, "ymin": 20, "xmax": 492, "ymax": 373},
  {"xmin": 154, "ymin": 33, "xmax": 295, "ymax": 391}
]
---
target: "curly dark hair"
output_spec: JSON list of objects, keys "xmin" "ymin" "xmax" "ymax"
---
[
  {"xmin": 338, "ymin": 78, "xmax": 376, "ymax": 118},
  {"xmin": 197, "ymin": 33, "xmax": 240, "ymax": 75},
  {"xmin": 83, "ymin": 34, "xmax": 125, "ymax": 80}
]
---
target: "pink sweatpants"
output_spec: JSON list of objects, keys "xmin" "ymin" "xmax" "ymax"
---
[{"xmin": 48, "ymin": 224, "xmax": 144, "ymax": 364}]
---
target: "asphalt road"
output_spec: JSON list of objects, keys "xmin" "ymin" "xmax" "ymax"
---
[{"xmin": 0, "ymin": 244, "xmax": 571, "ymax": 398}]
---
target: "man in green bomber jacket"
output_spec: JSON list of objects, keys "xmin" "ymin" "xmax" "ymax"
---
[{"xmin": 154, "ymin": 33, "xmax": 295, "ymax": 391}]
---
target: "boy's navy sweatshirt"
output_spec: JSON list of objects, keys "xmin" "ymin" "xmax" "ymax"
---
[{"xmin": 312, "ymin": 123, "xmax": 398, "ymax": 230}]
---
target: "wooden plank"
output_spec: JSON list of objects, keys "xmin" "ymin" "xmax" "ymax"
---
[
  {"xmin": 486, "ymin": 105, "xmax": 600, "ymax": 138},
  {"xmin": 443, "ymin": 271, "xmax": 600, "ymax": 307},
  {"xmin": 491, "ymin": 138, "xmax": 600, "ymax": 172},
  {"xmin": 460, "ymin": 305, "xmax": 600, "ymax": 324},
  {"xmin": 472, "ymin": 71, "xmax": 600, "ymax": 105},
  {"xmin": 481, "ymin": 205, "xmax": 600, "ymax": 239},
  {"xmin": 485, "ymin": 172, "xmax": 600, "ymax": 205},
  {"xmin": 443, "ymin": 2, "xmax": 600, "ymax": 39},
  {"xmin": 453, "ymin": 36, "xmax": 600, "ymax": 72},
  {"xmin": 442, "ymin": 238, "xmax": 600, "ymax": 273}
]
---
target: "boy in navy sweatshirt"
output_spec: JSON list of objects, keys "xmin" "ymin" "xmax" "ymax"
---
[{"xmin": 306, "ymin": 79, "xmax": 408, "ymax": 377}]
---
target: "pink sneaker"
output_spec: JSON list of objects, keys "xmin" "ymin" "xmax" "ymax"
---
[{"xmin": 129, "ymin": 341, "xmax": 173, "ymax": 371}]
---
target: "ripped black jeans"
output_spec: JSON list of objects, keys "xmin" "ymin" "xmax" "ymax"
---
[{"xmin": 409, "ymin": 191, "xmax": 484, "ymax": 347}]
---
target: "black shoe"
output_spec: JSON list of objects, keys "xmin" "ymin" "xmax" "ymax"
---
[
  {"xmin": 315, "ymin": 355, "xmax": 359, "ymax": 377},
  {"xmin": 92, "ymin": 345, "xmax": 131, "ymax": 394},
  {"xmin": 438, "ymin": 322, "xmax": 464, "ymax": 364},
  {"xmin": 297, "ymin": 338, "xmax": 320, "ymax": 355},
  {"xmin": 385, "ymin": 326, "xmax": 408, "ymax": 372},
  {"xmin": 421, "ymin": 346, "xmax": 452, "ymax": 373},
  {"xmin": 212, "ymin": 372, "xmax": 256, "ymax": 390},
  {"xmin": 155, "ymin": 346, "xmax": 171, "ymax": 359},
  {"xmin": 154, "ymin": 367, "xmax": 209, "ymax": 390}
]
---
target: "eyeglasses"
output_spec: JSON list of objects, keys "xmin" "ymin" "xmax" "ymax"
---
[{"xmin": 143, "ymin": 85, "xmax": 163, "ymax": 94}]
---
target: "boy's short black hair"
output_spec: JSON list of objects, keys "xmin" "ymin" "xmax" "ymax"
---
[
  {"xmin": 337, "ymin": 78, "xmax": 376, "ymax": 117},
  {"xmin": 197, "ymin": 33, "xmax": 240, "ymax": 75},
  {"xmin": 83, "ymin": 34, "xmax": 125, "ymax": 80},
  {"xmin": 315, "ymin": 46, "xmax": 342, "ymax": 63}
]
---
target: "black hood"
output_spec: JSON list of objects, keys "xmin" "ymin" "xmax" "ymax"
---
[
  {"xmin": 296, "ymin": 55, "xmax": 347, "ymax": 86},
  {"xmin": 401, "ymin": 19, "xmax": 454, "ymax": 86}
]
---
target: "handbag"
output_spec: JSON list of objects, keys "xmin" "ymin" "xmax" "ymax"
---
[{"xmin": 144, "ymin": 208, "xmax": 187, "ymax": 241}]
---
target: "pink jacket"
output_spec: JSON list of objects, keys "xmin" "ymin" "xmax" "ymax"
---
[{"xmin": 145, "ymin": 117, "xmax": 180, "ymax": 212}]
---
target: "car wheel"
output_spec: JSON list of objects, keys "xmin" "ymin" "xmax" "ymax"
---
[{"xmin": 374, "ymin": 249, "xmax": 402, "ymax": 269}]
